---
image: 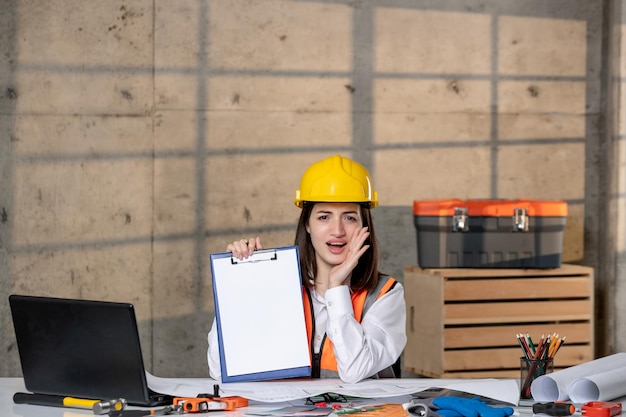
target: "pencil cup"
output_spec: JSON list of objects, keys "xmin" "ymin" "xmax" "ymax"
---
[{"xmin": 520, "ymin": 357, "xmax": 553, "ymax": 400}]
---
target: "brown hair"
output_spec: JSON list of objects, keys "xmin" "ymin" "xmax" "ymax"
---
[{"xmin": 294, "ymin": 203, "xmax": 382, "ymax": 292}]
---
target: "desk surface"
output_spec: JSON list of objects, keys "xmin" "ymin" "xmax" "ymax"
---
[
  {"xmin": 0, "ymin": 378, "xmax": 522, "ymax": 417},
  {"xmin": 1, "ymin": 378, "xmax": 417, "ymax": 417},
  {"xmin": 8, "ymin": 377, "xmax": 626, "ymax": 417},
  {"xmin": 0, "ymin": 378, "xmax": 284, "ymax": 417},
  {"xmin": 0, "ymin": 378, "xmax": 62, "ymax": 417},
  {"xmin": 0, "ymin": 377, "xmax": 527, "ymax": 417}
]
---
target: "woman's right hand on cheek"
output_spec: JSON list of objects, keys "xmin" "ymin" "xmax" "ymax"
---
[
  {"xmin": 329, "ymin": 226, "xmax": 370, "ymax": 288},
  {"xmin": 227, "ymin": 236, "xmax": 263, "ymax": 259}
]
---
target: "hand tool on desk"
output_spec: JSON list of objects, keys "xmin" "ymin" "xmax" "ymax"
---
[
  {"xmin": 532, "ymin": 402, "xmax": 575, "ymax": 416},
  {"xmin": 93, "ymin": 398, "xmax": 128, "ymax": 414},
  {"xmin": 406, "ymin": 402, "xmax": 439, "ymax": 417},
  {"xmin": 196, "ymin": 383, "xmax": 249, "ymax": 409},
  {"xmin": 581, "ymin": 402, "xmax": 622, "ymax": 417},
  {"xmin": 13, "ymin": 392, "xmax": 99, "ymax": 409},
  {"xmin": 108, "ymin": 404, "xmax": 182, "ymax": 417},
  {"xmin": 405, "ymin": 397, "xmax": 514, "ymax": 417},
  {"xmin": 14, "ymin": 391, "xmax": 126, "ymax": 413},
  {"xmin": 173, "ymin": 397, "xmax": 237, "ymax": 413}
]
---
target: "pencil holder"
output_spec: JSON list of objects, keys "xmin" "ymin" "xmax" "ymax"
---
[{"xmin": 520, "ymin": 357, "xmax": 553, "ymax": 399}]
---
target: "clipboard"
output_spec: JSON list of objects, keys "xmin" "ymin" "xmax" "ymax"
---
[{"xmin": 209, "ymin": 245, "xmax": 311, "ymax": 382}]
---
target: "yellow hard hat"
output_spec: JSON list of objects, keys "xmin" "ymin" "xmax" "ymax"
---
[{"xmin": 294, "ymin": 154, "xmax": 379, "ymax": 208}]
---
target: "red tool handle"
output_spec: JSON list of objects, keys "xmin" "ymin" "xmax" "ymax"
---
[{"xmin": 581, "ymin": 402, "xmax": 622, "ymax": 417}]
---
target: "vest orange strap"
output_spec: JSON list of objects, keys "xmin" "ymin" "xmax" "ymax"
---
[{"xmin": 303, "ymin": 277, "xmax": 397, "ymax": 374}]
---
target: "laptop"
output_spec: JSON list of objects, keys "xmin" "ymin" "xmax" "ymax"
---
[{"xmin": 9, "ymin": 294, "xmax": 173, "ymax": 406}]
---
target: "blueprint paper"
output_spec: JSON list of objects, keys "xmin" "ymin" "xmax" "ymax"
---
[
  {"xmin": 530, "ymin": 352, "xmax": 626, "ymax": 401},
  {"xmin": 568, "ymin": 366, "xmax": 626, "ymax": 403},
  {"xmin": 146, "ymin": 373, "xmax": 520, "ymax": 405}
]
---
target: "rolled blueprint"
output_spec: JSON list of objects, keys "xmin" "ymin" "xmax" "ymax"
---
[
  {"xmin": 568, "ymin": 366, "xmax": 626, "ymax": 403},
  {"xmin": 530, "ymin": 352, "xmax": 626, "ymax": 401}
]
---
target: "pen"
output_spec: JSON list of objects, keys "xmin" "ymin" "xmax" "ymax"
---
[{"xmin": 13, "ymin": 392, "xmax": 100, "ymax": 409}]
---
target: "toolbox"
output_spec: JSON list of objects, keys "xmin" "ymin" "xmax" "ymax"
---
[{"xmin": 413, "ymin": 199, "xmax": 568, "ymax": 268}]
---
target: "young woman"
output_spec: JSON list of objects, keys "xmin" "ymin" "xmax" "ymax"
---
[{"xmin": 207, "ymin": 155, "xmax": 406, "ymax": 383}]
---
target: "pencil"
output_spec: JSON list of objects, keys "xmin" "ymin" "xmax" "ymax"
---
[
  {"xmin": 551, "ymin": 336, "xmax": 566, "ymax": 358},
  {"xmin": 517, "ymin": 333, "xmax": 533, "ymax": 359},
  {"xmin": 527, "ymin": 333, "xmax": 536, "ymax": 355},
  {"xmin": 516, "ymin": 334, "xmax": 529, "ymax": 359},
  {"xmin": 534, "ymin": 335, "xmax": 548, "ymax": 360}
]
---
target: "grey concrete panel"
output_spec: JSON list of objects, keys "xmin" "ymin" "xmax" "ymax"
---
[{"xmin": 2, "ymin": 0, "xmax": 625, "ymax": 378}]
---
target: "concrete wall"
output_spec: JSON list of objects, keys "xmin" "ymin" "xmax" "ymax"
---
[
  {"xmin": 614, "ymin": 1, "xmax": 626, "ymax": 353},
  {"xmin": 0, "ymin": 0, "xmax": 623, "ymax": 378}
]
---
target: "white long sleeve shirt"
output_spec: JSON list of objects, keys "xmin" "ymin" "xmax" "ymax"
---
[{"xmin": 207, "ymin": 281, "xmax": 406, "ymax": 384}]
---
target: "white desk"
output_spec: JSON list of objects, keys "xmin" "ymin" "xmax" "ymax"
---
[
  {"xmin": 20, "ymin": 376, "xmax": 626, "ymax": 417},
  {"xmin": 1, "ymin": 378, "xmax": 423, "ymax": 417},
  {"xmin": 0, "ymin": 377, "xmax": 528, "ymax": 417},
  {"xmin": 4, "ymin": 375, "xmax": 626, "ymax": 417},
  {"xmin": 0, "ymin": 379, "xmax": 428, "ymax": 417},
  {"xmin": 0, "ymin": 378, "xmax": 283, "ymax": 417},
  {"xmin": 0, "ymin": 378, "xmax": 75, "ymax": 417}
]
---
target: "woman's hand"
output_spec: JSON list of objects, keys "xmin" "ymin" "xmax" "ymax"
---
[
  {"xmin": 329, "ymin": 226, "xmax": 370, "ymax": 288},
  {"xmin": 227, "ymin": 237, "xmax": 263, "ymax": 260}
]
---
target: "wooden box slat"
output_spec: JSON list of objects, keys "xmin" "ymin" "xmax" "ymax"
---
[
  {"xmin": 444, "ymin": 322, "xmax": 592, "ymax": 348},
  {"xmin": 444, "ymin": 299, "xmax": 592, "ymax": 324},
  {"xmin": 404, "ymin": 264, "xmax": 594, "ymax": 378},
  {"xmin": 444, "ymin": 345, "xmax": 593, "ymax": 371},
  {"xmin": 445, "ymin": 277, "xmax": 592, "ymax": 301}
]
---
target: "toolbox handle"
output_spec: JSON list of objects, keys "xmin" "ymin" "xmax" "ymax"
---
[
  {"xmin": 453, "ymin": 207, "xmax": 469, "ymax": 232},
  {"xmin": 513, "ymin": 208, "xmax": 529, "ymax": 232}
]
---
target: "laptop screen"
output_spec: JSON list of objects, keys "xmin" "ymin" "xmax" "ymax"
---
[{"xmin": 9, "ymin": 294, "xmax": 169, "ymax": 406}]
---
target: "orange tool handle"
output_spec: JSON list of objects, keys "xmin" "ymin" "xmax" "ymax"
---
[
  {"xmin": 173, "ymin": 397, "xmax": 234, "ymax": 412},
  {"xmin": 220, "ymin": 396, "xmax": 248, "ymax": 408},
  {"xmin": 582, "ymin": 402, "xmax": 622, "ymax": 417}
]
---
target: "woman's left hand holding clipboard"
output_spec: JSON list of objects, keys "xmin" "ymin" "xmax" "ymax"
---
[{"xmin": 227, "ymin": 237, "xmax": 263, "ymax": 260}]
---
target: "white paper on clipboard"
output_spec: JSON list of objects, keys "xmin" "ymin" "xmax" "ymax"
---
[{"xmin": 209, "ymin": 246, "xmax": 311, "ymax": 382}]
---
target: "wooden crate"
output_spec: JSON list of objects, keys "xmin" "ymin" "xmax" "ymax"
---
[{"xmin": 403, "ymin": 264, "xmax": 595, "ymax": 378}]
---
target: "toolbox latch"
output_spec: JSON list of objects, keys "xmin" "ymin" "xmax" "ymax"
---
[
  {"xmin": 453, "ymin": 207, "xmax": 469, "ymax": 232},
  {"xmin": 513, "ymin": 208, "xmax": 529, "ymax": 232}
]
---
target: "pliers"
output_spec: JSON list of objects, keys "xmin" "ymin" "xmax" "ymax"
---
[{"xmin": 109, "ymin": 404, "xmax": 182, "ymax": 417}]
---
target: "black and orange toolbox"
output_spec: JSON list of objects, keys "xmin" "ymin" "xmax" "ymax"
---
[{"xmin": 413, "ymin": 199, "xmax": 568, "ymax": 268}]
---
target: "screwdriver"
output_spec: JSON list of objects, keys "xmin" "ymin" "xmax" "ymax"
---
[{"xmin": 532, "ymin": 402, "xmax": 576, "ymax": 416}]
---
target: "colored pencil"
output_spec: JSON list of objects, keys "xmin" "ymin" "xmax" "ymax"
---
[{"xmin": 517, "ymin": 331, "xmax": 566, "ymax": 398}]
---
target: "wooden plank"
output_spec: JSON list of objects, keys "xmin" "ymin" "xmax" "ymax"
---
[
  {"xmin": 440, "ymin": 369, "xmax": 521, "ymax": 379},
  {"xmin": 444, "ymin": 277, "xmax": 591, "ymax": 301},
  {"xmin": 403, "ymin": 264, "xmax": 595, "ymax": 379},
  {"xmin": 413, "ymin": 264, "xmax": 593, "ymax": 279},
  {"xmin": 444, "ymin": 300, "xmax": 592, "ymax": 324},
  {"xmin": 405, "ymin": 367, "xmax": 571, "ymax": 379},
  {"xmin": 404, "ymin": 267, "xmax": 444, "ymax": 375},
  {"xmin": 439, "ymin": 369, "xmax": 556, "ymax": 379},
  {"xmin": 443, "ymin": 345, "xmax": 593, "ymax": 371},
  {"xmin": 444, "ymin": 322, "xmax": 592, "ymax": 348}
]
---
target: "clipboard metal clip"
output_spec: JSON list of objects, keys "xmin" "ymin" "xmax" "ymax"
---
[{"xmin": 231, "ymin": 249, "xmax": 277, "ymax": 264}]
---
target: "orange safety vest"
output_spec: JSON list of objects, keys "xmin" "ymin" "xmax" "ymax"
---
[{"xmin": 302, "ymin": 275, "xmax": 397, "ymax": 378}]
